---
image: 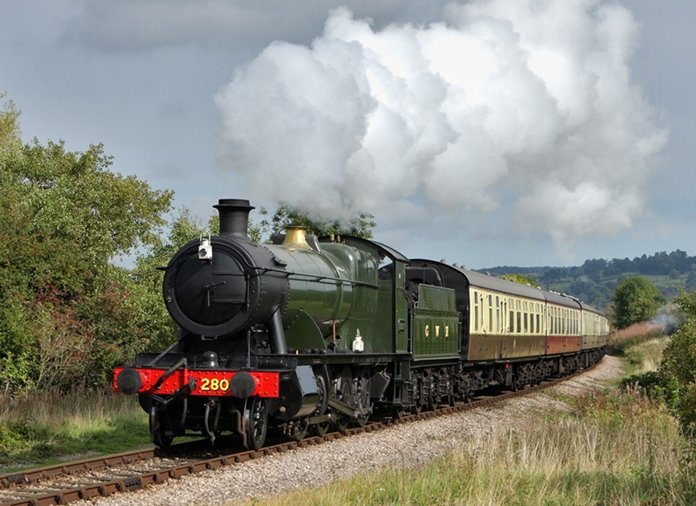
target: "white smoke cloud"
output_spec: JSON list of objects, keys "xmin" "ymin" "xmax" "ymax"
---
[{"xmin": 215, "ymin": 0, "xmax": 667, "ymax": 242}]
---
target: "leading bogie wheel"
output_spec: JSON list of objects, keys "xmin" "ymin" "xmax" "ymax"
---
[
  {"xmin": 149, "ymin": 405, "xmax": 174, "ymax": 449},
  {"xmin": 243, "ymin": 397, "xmax": 268, "ymax": 450}
]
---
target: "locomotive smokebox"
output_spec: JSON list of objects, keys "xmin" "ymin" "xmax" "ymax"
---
[{"xmin": 214, "ymin": 198, "xmax": 255, "ymax": 241}]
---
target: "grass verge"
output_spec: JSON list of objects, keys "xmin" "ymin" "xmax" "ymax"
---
[
  {"xmin": 0, "ymin": 386, "xmax": 149, "ymax": 472},
  {"xmin": 248, "ymin": 330, "xmax": 695, "ymax": 505},
  {"xmin": 250, "ymin": 388, "xmax": 690, "ymax": 506}
]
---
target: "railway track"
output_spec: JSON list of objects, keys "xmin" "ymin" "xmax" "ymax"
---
[{"xmin": 0, "ymin": 363, "xmax": 599, "ymax": 506}]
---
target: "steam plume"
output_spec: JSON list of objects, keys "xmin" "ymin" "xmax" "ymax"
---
[{"xmin": 215, "ymin": 1, "xmax": 667, "ymax": 242}]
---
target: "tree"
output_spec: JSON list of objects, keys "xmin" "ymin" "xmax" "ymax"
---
[
  {"xmin": 686, "ymin": 270, "xmax": 696, "ymax": 291},
  {"xmin": 0, "ymin": 99, "xmax": 173, "ymax": 390},
  {"xmin": 610, "ymin": 276, "xmax": 663, "ymax": 329},
  {"xmin": 501, "ymin": 273, "xmax": 536, "ymax": 286},
  {"xmin": 269, "ymin": 205, "xmax": 376, "ymax": 239},
  {"xmin": 0, "ymin": 94, "xmax": 21, "ymax": 159}
]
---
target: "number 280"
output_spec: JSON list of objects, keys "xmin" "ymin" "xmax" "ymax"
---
[{"xmin": 200, "ymin": 377, "xmax": 230, "ymax": 392}]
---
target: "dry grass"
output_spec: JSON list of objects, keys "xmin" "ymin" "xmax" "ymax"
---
[
  {"xmin": 608, "ymin": 321, "xmax": 666, "ymax": 354},
  {"xmin": 250, "ymin": 389, "xmax": 689, "ymax": 505},
  {"xmin": 248, "ymin": 341, "xmax": 687, "ymax": 506}
]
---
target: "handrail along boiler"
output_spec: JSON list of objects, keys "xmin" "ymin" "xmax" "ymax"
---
[{"xmin": 114, "ymin": 199, "xmax": 609, "ymax": 448}]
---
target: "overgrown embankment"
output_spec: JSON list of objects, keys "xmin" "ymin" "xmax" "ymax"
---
[
  {"xmin": 248, "ymin": 326, "xmax": 694, "ymax": 506},
  {"xmin": 257, "ymin": 391, "xmax": 685, "ymax": 505}
]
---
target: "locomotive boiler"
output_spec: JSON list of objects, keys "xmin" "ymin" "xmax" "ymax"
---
[{"xmin": 114, "ymin": 198, "xmax": 608, "ymax": 449}]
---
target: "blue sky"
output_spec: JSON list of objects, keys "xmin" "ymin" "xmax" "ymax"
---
[{"xmin": 1, "ymin": 0, "xmax": 693, "ymax": 269}]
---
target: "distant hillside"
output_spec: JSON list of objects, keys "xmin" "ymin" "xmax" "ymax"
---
[{"xmin": 479, "ymin": 250, "xmax": 696, "ymax": 310}]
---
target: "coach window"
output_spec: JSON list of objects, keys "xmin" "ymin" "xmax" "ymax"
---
[
  {"xmin": 488, "ymin": 295, "xmax": 493, "ymax": 333},
  {"xmin": 523, "ymin": 302, "xmax": 528, "ymax": 333},
  {"xmin": 559, "ymin": 309, "xmax": 563, "ymax": 335},
  {"xmin": 529, "ymin": 302, "xmax": 538, "ymax": 334},
  {"xmin": 514, "ymin": 305, "xmax": 520, "ymax": 334},
  {"xmin": 567, "ymin": 310, "xmax": 570, "ymax": 334},
  {"xmin": 549, "ymin": 307, "xmax": 553, "ymax": 334},
  {"xmin": 473, "ymin": 291, "xmax": 479, "ymax": 332},
  {"xmin": 495, "ymin": 296, "xmax": 501, "ymax": 333},
  {"xmin": 575, "ymin": 313, "xmax": 579, "ymax": 334},
  {"xmin": 542, "ymin": 305, "xmax": 546, "ymax": 334},
  {"xmin": 522, "ymin": 301, "xmax": 529, "ymax": 334},
  {"xmin": 560, "ymin": 308, "xmax": 563, "ymax": 334},
  {"xmin": 573, "ymin": 311, "xmax": 580, "ymax": 334},
  {"xmin": 502, "ymin": 299, "xmax": 507, "ymax": 333},
  {"xmin": 567, "ymin": 310, "xmax": 571, "ymax": 335}
]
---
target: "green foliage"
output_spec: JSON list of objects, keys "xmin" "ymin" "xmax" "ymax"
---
[
  {"xmin": 611, "ymin": 276, "xmax": 663, "ymax": 329},
  {"xmin": 0, "ymin": 100, "xmax": 173, "ymax": 391},
  {"xmin": 620, "ymin": 371, "xmax": 665, "ymax": 398},
  {"xmin": 269, "ymin": 204, "xmax": 376, "ymax": 239},
  {"xmin": 500, "ymin": 273, "xmax": 536, "ymax": 286},
  {"xmin": 660, "ymin": 291, "xmax": 696, "ymax": 438}
]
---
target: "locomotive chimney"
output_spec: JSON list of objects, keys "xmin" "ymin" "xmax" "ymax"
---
[{"xmin": 214, "ymin": 198, "xmax": 255, "ymax": 241}]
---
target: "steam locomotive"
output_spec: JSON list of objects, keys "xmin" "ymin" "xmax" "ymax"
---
[{"xmin": 114, "ymin": 199, "xmax": 608, "ymax": 449}]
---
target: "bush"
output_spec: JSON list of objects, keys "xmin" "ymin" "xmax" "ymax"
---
[{"xmin": 660, "ymin": 292, "xmax": 696, "ymax": 438}]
